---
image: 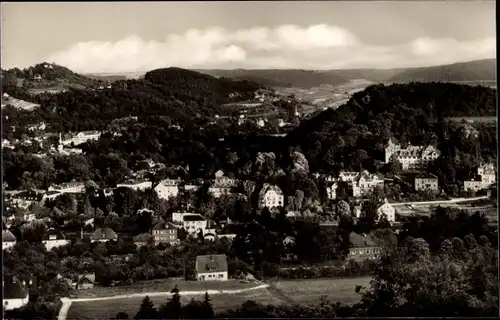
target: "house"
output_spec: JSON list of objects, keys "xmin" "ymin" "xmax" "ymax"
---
[
  {"xmin": 90, "ymin": 228, "xmax": 118, "ymax": 243},
  {"xmin": 3, "ymin": 276, "xmax": 29, "ymax": 310},
  {"xmin": 326, "ymin": 181, "xmax": 338, "ymax": 200},
  {"xmin": 385, "ymin": 138, "xmax": 440, "ymax": 170},
  {"xmin": 477, "ymin": 163, "xmax": 496, "ymax": 186},
  {"xmin": 42, "ymin": 229, "xmax": 70, "ymax": 251},
  {"xmin": 209, "ymin": 170, "xmax": 238, "ymax": 198},
  {"xmin": 327, "ymin": 170, "xmax": 384, "ymax": 198},
  {"xmin": 154, "ymin": 179, "xmax": 180, "ymax": 201},
  {"xmin": 259, "ymin": 184, "xmax": 284, "ymax": 208},
  {"xmin": 48, "ymin": 181, "xmax": 85, "ymax": 194},
  {"xmin": 216, "ymin": 223, "xmax": 241, "ymax": 241},
  {"xmin": 8, "ymin": 190, "xmax": 44, "ymax": 209},
  {"xmin": 376, "ymin": 200, "xmax": 396, "ymax": 223},
  {"xmin": 347, "ymin": 232, "xmax": 382, "ymax": 261},
  {"xmin": 415, "ymin": 173, "xmax": 439, "ymax": 193},
  {"xmin": 41, "ymin": 190, "xmax": 62, "ymax": 204},
  {"xmin": 77, "ymin": 273, "xmax": 96, "ymax": 290},
  {"xmin": 464, "ymin": 177, "xmax": 485, "ymax": 193},
  {"xmin": 60, "ymin": 131, "xmax": 101, "ymax": 146},
  {"xmin": 116, "ymin": 179, "xmax": 152, "ymax": 191},
  {"xmin": 151, "ymin": 220, "xmax": 178, "ymax": 245},
  {"xmin": 3, "ymin": 230, "xmax": 17, "ymax": 250},
  {"xmin": 133, "ymin": 233, "xmax": 153, "ymax": 248},
  {"xmin": 195, "ymin": 254, "xmax": 228, "ymax": 281},
  {"xmin": 182, "ymin": 214, "xmax": 208, "ymax": 236}
]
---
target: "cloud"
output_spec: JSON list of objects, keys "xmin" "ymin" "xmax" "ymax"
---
[{"xmin": 47, "ymin": 24, "xmax": 496, "ymax": 73}]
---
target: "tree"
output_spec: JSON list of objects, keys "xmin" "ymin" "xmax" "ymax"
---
[
  {"xmin": 159, "ymin": 285, "xmax": 182, "ymax": 319},
  {"xmin": 135, "ymin": 296, "xmax": 158, "ymax": 320},
  {"xmin": 116, "ymin": 312, "xmax": 129, "ymax": 319},
  {"xmin": 335, "ymin": 200, "xmax": 351, "ymax": 219}
]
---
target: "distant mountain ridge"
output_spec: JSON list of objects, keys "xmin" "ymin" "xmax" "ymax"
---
[{"xmin": 197, "ymin": 59, "xmax": 496, "ymax": 88}]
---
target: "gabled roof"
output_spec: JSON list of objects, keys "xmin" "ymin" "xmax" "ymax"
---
[
  {"xmin": 183, "ymin": 214, "xmax": 206, "ymax": 222},
  {"xmin": 3, "ymin": 277, "xmax": 28, "ymax": 299},
  {"xmin": 349, "ymin": 232, "xmax": 379, "ymax": 248},
  {"xmin": 195, "ymin": 254, "xmax": 228, "ymax": 274},
  {"xmin": 2, "ymin": 230, "xmax": 17, "ymax": 242},
  {"xmin": 259, "ymin": 184, "xmax": 283, "ymax": 198},
  {"xmin": 91, "ymin": 228, "xmax": 118, "ymax": 240},
  {"xmin": 415, "ymin": 173, "xmax": 438, "ymax": 180},
  {"xmin": 42, "ymin": 229, "xmax": 66, "ymax": 240},
  {"xmin": 152, "ymin": 220, "xmax": 178, "ymax": 230},
  {"xmin": 78, "ymin": 273, "xmax": 96, "ymax": 284},
  {"xmin": 218, "ymin": 223, "xmax": 242, "ymax": 235},
  {"xmin": 133, "ymin": 233, "xmax": 153, "ymax": 243}
]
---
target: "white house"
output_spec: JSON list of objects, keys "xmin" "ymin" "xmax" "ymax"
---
[
  {"xmin": 48, "ymin": 181, "xmax": 85, "ymax": 194},
  {"xmin": 42, "ymin": 229, "xmax": 70, "ymax": 251},
  {"xmin": 464, "ymin": 178, "xmax": 485, "ymax": 193},
  {"xmin": 182, "ymin": 214, "xmax": 208, "ymax": 236},
  {"xmin": 90, "ymin": 228, "xmax": 118, "ymax": 243},
  {"xmin": 154, "ymin": 179, "xmax": 180, "ymax": 201},
  {"xmin": 327, "ymin": 170, "xmax": 384, "ymax": 198},
  {"xmin": 8, "ymin": 191, "xmax": 44, "ymax": 209},
  {"xmin": 259, "ymin": 184, "xmax": 284, "ymax": 208},
  {"xmin": 478, "ymin": 163, "xmax": 496, "ymax": 186},
  {"xmin": 326, "ymin": 182, "xmax": 338, "ymax": 200},
  {"xmin": 209, "ymin": 170, "xmax": 238, "ymax": 198},
  {"xmin": 385, "ymin": 138, "xmax": 440, "ymax": 170},
  {"xmin": 3, "ymin": 277, "xmax": 29, "ymax": 310},
  {"xmin": 60, "ymin": 131, "xmax": 101, "ymax": 146},
  {"xmin": 195, "ymin": 254, "xmax": 228, "ymax": 281},
  {"xmin": 116, "ymin": 180, "xmax": 152, "ymax": 191},
  {"xmin": 376, "ymin": 201, "xmax": 396, "ymax": 223},
  {"xmin": 2, "ymin": 230, "xmax": 17, "ymax": 250},
  {"xmin": 415, "ymin": 173, "xmax": 439, "ymax": 193}
]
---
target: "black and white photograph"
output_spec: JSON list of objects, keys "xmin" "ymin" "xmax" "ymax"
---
[{"xmin": 1, "ymin": 1, "xmax": 498, "ymax": 319}]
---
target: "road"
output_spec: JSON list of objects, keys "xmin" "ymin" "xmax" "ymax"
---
[
  {"xmin": 57, "ymin": 284, "xmax": 269, "ymax": 320},
  {"xmin": 390, "ymin": 196, "xmax": 488, "ymax": 206}
]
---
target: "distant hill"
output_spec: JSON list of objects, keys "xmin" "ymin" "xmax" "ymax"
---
[
  {"xmin": 4, "ymin": 66, "xmax": 264, "ymax": 131},
  {"xmin": 197, "ymin": 59, "xmax": 496, "ymax": 88},
  {"xmin": 387, "ymin": 59, "xmax": 496, "ymax": 83},
  {"xmin": 1, "ymin": 62, "xmax": 100, "ymax": 94}
]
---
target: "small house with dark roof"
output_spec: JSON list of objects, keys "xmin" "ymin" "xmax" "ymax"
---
[
  {"xmin": 195, "ymin": 254, "xmax": 228, "ymax": 281},
  {"xmin": 216, "ymin": 223, "xmax": 241, "ymax": 241},
  {"xmin": 415, "ymin": 173, "xmax": 439, "ymax": 193},
  {"xmin": 43, "ymin": 228, "xmax": 70, "ymax": 251},
  {"xmin": 182, "ymin": 214, "xmax": 208, "ymax": 236},
  {"xmin": 3, "ymin": 230, "xmax": 17, "ymax": 250},
  {"xmin": 258, "ymin": 184, "xmax": 284, "ymax": 209},
  {"xmin": 90, "ymin": 228, "xmax": 118, "ymax": 243},
  {"xmin": 151, "ymin": 220, "xmax": 178, "ymax": 245},
  {"xmin": 3, "ymin": 276, "xmax": 29, "ymax": 310},
  {"xmin": 347, "ymin": 232, "xmax": 382, "ymax": 261},
  {"xmin": 133, "ymin": 233, "xmax": 154, "ymax": 248},
  {"xmin": 77, "ymin": 273, "xmax": 96, "ymax": 290}
]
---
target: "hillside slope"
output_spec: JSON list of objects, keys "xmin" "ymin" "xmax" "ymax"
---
[
  {"xmin": 387, "ymin": 59, "xmax": 496, "ymax": 83},
  {"xmin": 4, "ymin": 67, "xmax": 263, "ymax": 131}
]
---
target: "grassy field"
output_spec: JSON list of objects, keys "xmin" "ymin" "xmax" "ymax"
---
[
  {"xmin": 67, "ymin": 277, "xmax": 372, "ymax": 319},
  {"xmin": 70, "ymin": 279, "xmax": 256, "ymax": 298},
  {"xmin": 395, "ymin": 203, "xmax": 498, "ymax": 222},
  {"xmin": 67, "ymin": 287, "xmax": 283, "ymax": 319},
  {"xmin": 269, "ymin": 276, "xmax": 372, "ymax": 306}
]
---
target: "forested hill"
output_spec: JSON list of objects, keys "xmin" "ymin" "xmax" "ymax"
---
[
  {"xmin": 286, "ymin": 82, "xmax": 497, "ymax": 172},
  {"xmin": 387, "ymin": 59, "xmax": 496, "ymax": 83},
  {"xmin": 3, "ymin": 67, "xmax": 264, "ymax": 132}
]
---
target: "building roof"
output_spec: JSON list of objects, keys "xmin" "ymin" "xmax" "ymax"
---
[
  {"xmin": 2, "ymin": 230, "xmax": 17, "ymax": 242},
  {"xmin": 349, "ymin": 232, "xmax": 379, "ymax": 248},
  {"xmin": 78, "ymin": 273, "xmax": 96, "ymax": 284},
  {"xmin": 133, "ymin": 233, "xmax": 153, "ymax": 243},
  {"xmin": 183, "ymin": 214, "xmax": 206, "ymax": 222},
  {"xmin": 195, "ymin": 254, "xmax": 228, "ymax": 274},
  {"xmin": 259, "ymin": 184, "xmax": 283, "ymax": 198},
  {"xmin": 42, "ymin": 229, "xmax": 66, "ymax": 240},
  {"xmin": 218, "ymin": 223, "xmax": 242, "ymax": 235},
  {"xmin": 91, "ymin": 228, "xmax": 118, "ymax": 240},
  {"xmin": 3, "ymin": 277, "xmax": 28, "ymax": 299},
  {"xmin": 152, "ymin": 220, "xmax": 178, "ymax": 230},
  {"xmin": 415, "ymin": 173, "xmax": 438, "ymax": 180}
]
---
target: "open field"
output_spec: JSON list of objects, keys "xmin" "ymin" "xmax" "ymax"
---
[
  {"xmin": 269, "ymin": 276, "xmax": 371, "ymax": 306},
  {"xmin": 445, "ymin": 116, "xmax": 497, "ymax": 123},
  {"xmin": 70, "ymin": 279, "xmax": 257, "ymax": 299},
  {"xmin": 67, "ymin": 287, "xmax": 283, "ymax": 319},
  {"xmin": 66, "ymin": 276, "xmax": 372, "ymax": 319},
  {"xmin": 1, "ymin": 96, "xmax": 40, "ymax": 110},
  {"xmin": 395, "ymin": 203, "xmax": 498, "ymax": 222}
]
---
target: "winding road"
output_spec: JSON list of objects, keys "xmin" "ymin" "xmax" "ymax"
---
[{"xmin": 57, "ymin": 284, "xmax": 269, "ymax": 320}]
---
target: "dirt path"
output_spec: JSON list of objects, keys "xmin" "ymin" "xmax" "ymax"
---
[{"xmin": 58, "ymin": 284, "xmax": 269, "ymax": 320}]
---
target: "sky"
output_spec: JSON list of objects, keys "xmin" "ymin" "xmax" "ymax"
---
[{"xmin": 1, "ymin": 1, "xmax": 496, "ymax": 73}]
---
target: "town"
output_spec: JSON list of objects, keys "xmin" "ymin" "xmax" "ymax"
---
[{"xmin": 1, "ymin": 1, "xmax": 498, "ymax": 319}]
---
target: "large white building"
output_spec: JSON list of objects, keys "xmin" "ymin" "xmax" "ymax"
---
[
  {"xmin": 415, "ymin": 173, "xmax": 439, "ymax": 193},
  {"xmin": 385, "ymin": 138, "xmax": 440, "ymax": 171},
  {"xmin": 376, "ymin": 201, "xmax": 396, "ymax": 223},
  {"xmin": 195, "ymin": 254, "xmax": 228, "ymax": 281},
  {"xmin": 326, "ymin": 170, "xmax": 384, "ymax": 199},
  {"xmin": 42, "ymin": 229, "xmax": 70, "ymax": 251},
  {"xmin": 154, "ymin": 179, "xmax": 180, "ymax": 201},
  {"xmin": 208, "ymin": 170, "xmax": 238, "ymax": 198},
  {"xmin": 116, "ymin": 180, "xmax": 152, "ymax": 191},
  {"xmin": 48, "ymin": 181, "xmax": 85, "ymax": 194},
  {"xmin": 464, "ymin": 163, "xmax": 497, "ymax": 192},
  {"xmin": 60, "ymin": 131, "xmax": 101, "ymax": 146},
  {"xmin": 258, "ymin": 184, "xmax": 284, "ymax": 208},
  {"xmin": 3, "ymin": 277, "xmax": 29, "ymax": 310}
]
